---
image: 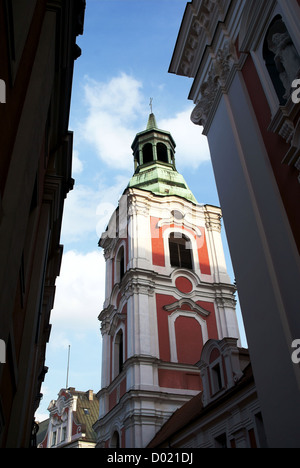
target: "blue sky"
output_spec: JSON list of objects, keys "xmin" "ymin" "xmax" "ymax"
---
[{"xmin": 35, "ymin": 0, "xmax": 247, "ymax": 421}]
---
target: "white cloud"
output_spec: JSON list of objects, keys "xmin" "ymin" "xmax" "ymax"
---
[
  {"xmin": 35, "ymin": 411, "xmax": 49, "ymax": 423},
  {"xmin": 61, "ymin": 174, "xmax": 129, "ymax": 245},
  {"xmin": 72, "ymin": 149, "xmax": 83, "ymax": 175},
  {"xmin": 95, "ymin": 174, "xmax": 130, "ymax": 238},
  {"xmin": 84, "ymin": 73, "xmax": 144, "ymax": 119},
  {"xmin": 160, "ymin": 108, "xmax": 210, "ymax": 169},
  {"xmin": 61, "ymin": 184, "xmax": 101, "ymax": 244},
  {"xmin": 77, "ymin": 72, "xmax": 211, "ymax": 172},
  {"xmin": 51, "ymin": 250, "xmax": 105, "ymax": 333},
  {"xmin": 81, "ymin": 73, "xmax": 146, "ymax": 169}
]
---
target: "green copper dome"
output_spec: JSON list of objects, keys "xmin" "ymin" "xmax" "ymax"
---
[{"xmin": 127, "ymin": 114, "xmax": 197, "ymax": 204}]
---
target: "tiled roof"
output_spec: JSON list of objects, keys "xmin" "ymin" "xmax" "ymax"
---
[
  {"xmin": 36, "ymin": 419, "xmax": 50, "ymax": 446},
  {"xmin": 70, "ymin": 389, "xmax": 99, "ymax": 442}
]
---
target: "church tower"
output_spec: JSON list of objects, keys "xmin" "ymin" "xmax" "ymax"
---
[{"xmin": 93, "ymin": 113, "xmax": 240, "ymax": 448}]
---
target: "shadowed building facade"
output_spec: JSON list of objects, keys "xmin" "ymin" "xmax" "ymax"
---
[
  {"xmin": 169, "ymin": 0, "xmax": 300, "ymax": 448},
  {"xmin": 0, "ymin": 0, "xmax": 85, "ymax": 448}
]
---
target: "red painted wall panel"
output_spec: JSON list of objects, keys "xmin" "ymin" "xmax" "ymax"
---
[
  {"xmin": 158, "ymin": 368, "xmax": 202, "ymax": 391},
  {"xmin": 175, "ymin": 316, "xmax": 203, "ymax": 364},
  {"xmin": 198, "ymin": 228, "xmax": 211, "ymax": 275},
  {"xmin": 150, "ymin": 216, "xmax": 166, "ymax": 267},
  {"xmin": 197, "ymin": 300, "xmax": 219, "ymax": 340},
  {"xmin": 156, "ymin": 294, "xmax": 175, "ymax": 361},
  {"xmin": 119, "ymin": 377, "xmax": 126, "ymax": 400},
  {"xmin": 121, "ymin": 428, "xmax": 125, "ymax": 449},
  {"xmin": 156, "ymin": 294, "xmax": 219, "ymax": 363},
  {"xmin": 241, "ymin": 54, "xmax": 300, "ymax": 253},
  {"xmin": 109, "ymin": 388, "xmax": 117, "ymax": 411}
]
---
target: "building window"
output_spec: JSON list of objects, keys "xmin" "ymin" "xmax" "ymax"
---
[
  {"xmin": 114, "ymin": 329, "xmax": 124, "ymax": 376},
  {"xmin": 116, "ymin": 246, "xmax": 125, "ymax": 283},
  {"xmin": 263, "ymin": 16, "xmax": 300, "ymax": 105},
  {"xmin": 61, "ymin": 426, "xmax": 67, "ymax": 442},
  {"xmin": 169, "ymin": 233, "xmax": 193, "ymax": 269},
  {"xmin": 51, "ymin": 431, "xmax": 57, "ymax": 447},
  {"xmin": 214, "ymin": 433, "xmax": 228, "ymax": 448},
  {"xmin": 248, "ymin": 428, "xmax": 257, "ymax": 449},
  {"xmin": 157, "ymin": 143, "xmax": 169, "ymax": 163},
  {"xmin": 118, "ymin": 331, "xmax": 124, "ymax": 374},
  {"xmin": 143, "ymin": 143, "xmax": 153, "ymax": 164},
  {"xmin": 111, "ymin": 431, "xmax": 120, "ymax": 448},
  {"xmin": 211, "ymin": 362, "xmax": 223, "ymax": 394}
]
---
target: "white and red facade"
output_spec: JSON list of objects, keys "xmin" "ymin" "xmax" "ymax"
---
[
  {"xmin": 39, "ymin": 388, "xmax": 99, "ymax": 448},
  {"xmin": 93, "ymin": 119, "xmax": 240, "ymax": 448}
]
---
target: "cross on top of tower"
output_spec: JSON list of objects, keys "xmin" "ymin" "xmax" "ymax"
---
[{"xmin": 149, "ymin": 97, "xmax": 153, "ymax": 114}]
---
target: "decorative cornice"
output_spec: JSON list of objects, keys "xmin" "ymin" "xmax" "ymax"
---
[
  {"xmin": 157, "ymin": 211, "xmax": 202, "ymax": 237},
  {"xmin": 108, "ymin": 312, "xmax": 126, "ymax": 337},
  {"xmin": 163, "ymin": 298, "xmax": 210, "ymax": 317},
  {"xmin": 204, "ymin": 207, "xmax": 222, "ymax": 233},
  {"xmin": 98, "ymin": 303, "xmax": 116, "ymax": 323},
  {"xmin": 123, "ymin": 278, "xmax": 155, "ymax": 299},
  {"xmin": 99, "ymin": 231, "xmax": 118, "ymax": 259},
  {"xmin": 191, "ymin": 64, "xmax": 219, "ymax": 127},
  {"xmin": 215, "ymin": 40, "xmax": 238, "ymax": 87},
  {"xmin": 215, "ymin": 296, "xmax": 237, "ymax": 309},
  {"xmin": 191, "ymin": 40, "xmax": 238, "ymax": 129},
  {"xmin": 127, "ymin": 193, "xmax": 150, "ymax": 217},
  {"xmin": 268, "ymin": 99, "xmax": 300, "ymax": 184},
  {"xmin": 171, "ymin": 0, "xmax": 231, "ymax": 78}
]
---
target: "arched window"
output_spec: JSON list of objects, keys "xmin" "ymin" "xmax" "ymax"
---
[
  {"xmin": 157, "ymin": 143, "xmax": 169, "ymax": 163},
  {"xmin": 210, "ymin": 355, "xmax": 224, "ymax": 395},
  {"xmin": 118, "ymin": 330, "xmax": 124, "ymax": 374},
  {"xmin": 111, "ymin": 431, "xmax": 120, "ymax": 448},
  {"xmin": 114, "ymin": 329, "xmax": 124, "ymax": 376},
  {"xmin": 116, "ymin": 246, "xmax": 125, "ymax": 283},
  {"xmin": 263, "ymin": 16, "xmax": 300, "ymax": 105},
  {"xmin": 169, "ymin": 233, "xmax": 193, "ymax": 269},
  {"xmin": 211, "ymin": 362, "xmax": 223, "ymax": 393},
  {"xmin": 142, "ymin": 143, "xmax": 153, "ymax": 164}
]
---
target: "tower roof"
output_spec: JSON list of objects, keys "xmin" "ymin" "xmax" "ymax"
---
[
  {"xmin": 146, "ymin": 112, "xmax": 158, "ymax": 130},
  {"xmin": 127, "ymin": 114, "xmax": 197, "ymax": 204}
]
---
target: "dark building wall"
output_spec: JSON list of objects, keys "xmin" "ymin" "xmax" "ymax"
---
[{"xmin": 0, "ymin": 0, "xmax": 85, "ymax": 448}]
